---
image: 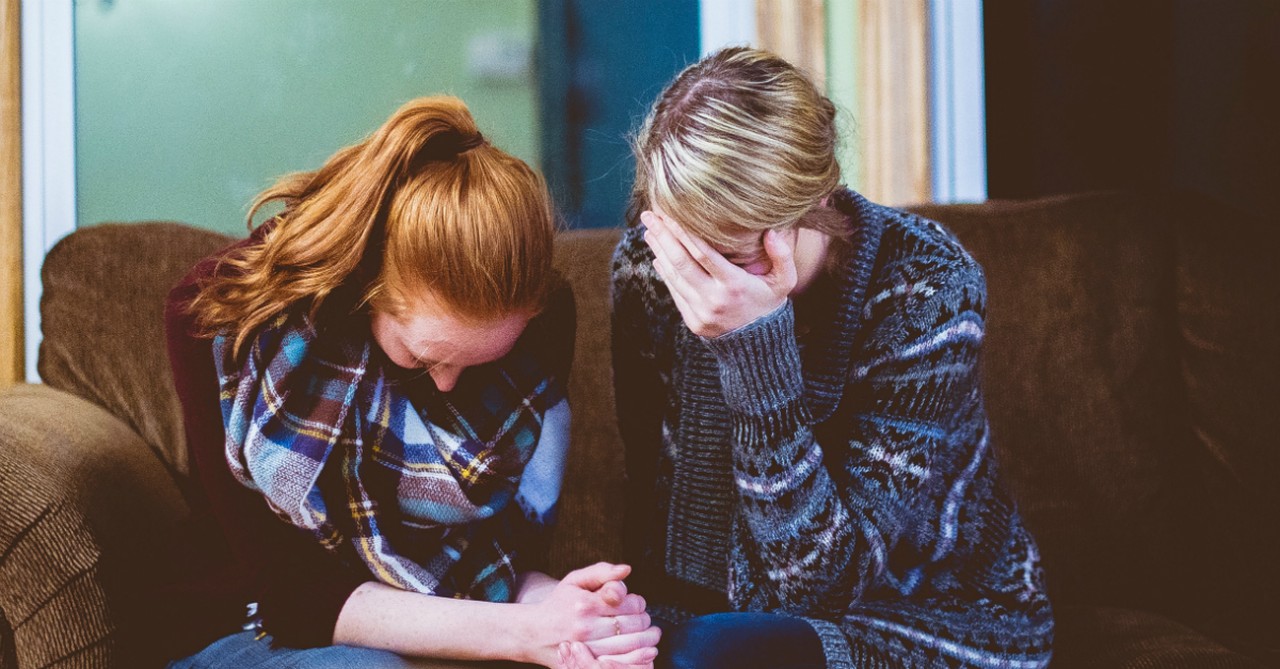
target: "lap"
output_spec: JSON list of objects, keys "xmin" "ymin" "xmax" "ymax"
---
[
  {"xmin": 168, "ymin": 631, "xmax": 531, "ymax": 669},
  {"xmin": 654, "ymin": 612, "xmax": 825, "ymax": 669}
]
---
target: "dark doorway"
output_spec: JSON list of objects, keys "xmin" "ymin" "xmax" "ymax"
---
[
  {"xmin": 539, "ymin": 0, "xmax": 700, "ymax": 229},
  {"xmin": 984, "ymin": 0, "xmax": 1279, "ymax": 220}
]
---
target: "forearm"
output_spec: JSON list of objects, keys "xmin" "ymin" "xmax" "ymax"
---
[
  {"xmin": 335, "ymin": 563, "xmax": 655, "ymax": 668},
  {"xmin": 732, "ymin": 422, "xmax": 865, "ymax": 612},
  {"xmin": 703, "ymin": 303, "xmax": 866, "ymax": 610},
  {"xmin": 334, "ymin": 581, "xmax": 541, "ymax": 664}
]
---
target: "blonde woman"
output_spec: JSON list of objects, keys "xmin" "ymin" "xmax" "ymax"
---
[
  {"xmin": 164, "ymin": 97, "xmax": 660, "ymax": 668},
  {"xmin": 610, "ymin": 48, "xmax": 1054, "ymax": 668}
]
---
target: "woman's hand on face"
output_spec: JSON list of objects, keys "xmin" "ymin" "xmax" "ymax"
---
[
  {"xmin": 642, "ymin": 210, "xmax": 797, "ymax": 338},
  {"xmin": 525, "ymin": 562, "xmax": 661, "ymax": 669}
]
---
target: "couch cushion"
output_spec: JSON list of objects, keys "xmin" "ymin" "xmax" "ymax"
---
[
  {"xmin": 1168, "ymin": 194, "xmax": 1280, "ymax": 654},
  {"xmin": 0, "ymin": 383, "xmax": 190, "ymax": 667},
  {"xmin": 1052, "ymin": 606, "xmax": 1268, "ymax": 668},
  {"xmin": 548, "ymin": 228, "xmax": 627, "ymax": 574},
  {"xmin": 1173, "ymin": 193, "xmax": 1280, "ymax": 516},
  {"xmin": 39, "ymin": 222, "xmax": 235, "ymax": 476}
]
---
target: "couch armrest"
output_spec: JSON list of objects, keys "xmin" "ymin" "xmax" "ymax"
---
[{"xmin": 0, "ymin": 384, "xmax": 188, "ymax": 668}]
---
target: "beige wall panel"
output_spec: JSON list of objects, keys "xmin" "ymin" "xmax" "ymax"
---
[
  {"xmin": 1, "ymin": 0, "xmax": 21, "ymax": 389},
  {"xmin": 757, "ymin": 0, "xmax": 827, "ymax": 89},
  {"xmin": 858, "ymin": 0, "xmax": 930, "ymax": 205}
]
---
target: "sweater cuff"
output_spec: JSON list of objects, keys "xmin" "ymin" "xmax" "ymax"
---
[
  {"xmin": 701, "ymin": 301, "xmax": 804, "ymax": 415},
  {"xmin": 802, "ymin": 617, "xmax": 857, "ymax": 669}
]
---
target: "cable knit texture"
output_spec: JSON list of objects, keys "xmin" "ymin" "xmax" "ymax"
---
[{"xmin": 612, "ymin": 189, "xmax": 1054, "ymax": 668}]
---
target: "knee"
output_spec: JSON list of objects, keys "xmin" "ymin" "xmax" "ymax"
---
[
  {"xmin": 657, "ymin": 613, "xmax": 742, "ymax": 669},
  {"xmin": 657, "ymin": 612, "xmax": 826, "ymax": 669},
  {"xmin": 278, "ymin": 643, "xmax": 423, "ymax": 669}
]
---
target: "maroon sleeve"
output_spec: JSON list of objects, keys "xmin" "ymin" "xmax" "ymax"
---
[{"xmin": 164, "ymin": 245, "xmax": 369, "ymax": 648}]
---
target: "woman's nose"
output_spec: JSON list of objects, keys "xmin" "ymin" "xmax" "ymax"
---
[{"xmin": 429, "ymin": 365, "xmax": 462, "ymax": 392}]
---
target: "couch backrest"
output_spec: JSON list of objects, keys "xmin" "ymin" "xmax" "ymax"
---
[
  {"xmin": 909, "ymin": 191, "xmax": 1277, "ymax": 629},
  {"xmin": 40, "ymin": 222, "xmax": 233, "ymax": 477},
  {"xmin": 41, "ymin": 192, "xmax": 1275, "ymax": 624},
  {"xmin": 909, "ymin": 193, "xmax": 1192, "ymax": 610}
]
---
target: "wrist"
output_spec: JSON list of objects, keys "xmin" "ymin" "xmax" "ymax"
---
[
  {"xmin": 515, "ymin": 571, "xmax": 559, "ymax": 604},
  {"xmin": 702, "ymin": 301, "xmax": 804, "ymax": 413},
  {"xmin": 508, "ymin": 604, "xmax": 546, "ymax": 665}
]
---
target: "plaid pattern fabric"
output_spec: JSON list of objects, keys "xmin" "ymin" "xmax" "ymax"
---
[{"xmin": 213, "ymin": 307, "xmax": 565, "ymax": 602}]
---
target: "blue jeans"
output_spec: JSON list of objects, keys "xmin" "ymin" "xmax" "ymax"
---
[
  {"xmin": 654, "ymin": 612, "xmax": 826, "ymax": 669},
  {"xmin": 167, "ymin": 631, "xmax": 530, "ymax": 669}
]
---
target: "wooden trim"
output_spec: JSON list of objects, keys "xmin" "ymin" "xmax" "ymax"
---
[
  {"xmin": 1, "ymin": 0, "xmax": 21, "ymax": 389},
  {"xmin": 756, "ymin": 0, "xmax": 827, "ymax": 90},
  {"xmin": 858, "ymin": 0, "xmax": 930, "ymax": 205}
]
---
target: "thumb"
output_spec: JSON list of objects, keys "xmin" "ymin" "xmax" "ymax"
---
[
  {"xmin": 599, "ymin": 580, "xmax": 628, "ymax": 606},
  {"xmin": 762, "ymin": 229, "xmax": 798, "ymax": 291},
  {"xmin": 562, "ymin": 562, "xmax": 631, "ymax": 591},
  {"xmin": 569, "ymin": 642, "xmax": 608, "ymax": 668}
]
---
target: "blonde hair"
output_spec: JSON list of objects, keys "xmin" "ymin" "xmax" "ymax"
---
[
  {"xmin": 630, "ymin": 47, "xmax": 845, "ymax": 247},
  {"xmin": 191, "ymin": 96, "xmax": 556, "ymax": 357}
]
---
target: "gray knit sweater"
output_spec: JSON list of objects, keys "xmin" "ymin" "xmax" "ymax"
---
[{"xmin": 611, "ymin": 189, "xmax": 1054, "ymax": 668}]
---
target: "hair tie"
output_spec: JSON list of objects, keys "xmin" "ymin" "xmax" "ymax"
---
[
  {"xmin": 457, "ymin": 132, "xmax": 484, "ymax": 152},
  {"xmin": 419, "ymin": 131, "xmax": 485, "ymax": 165}
]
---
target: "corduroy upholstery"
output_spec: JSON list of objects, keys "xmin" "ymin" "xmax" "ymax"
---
[
  {"xmin": 37, "ymin": 222, "xmax": 234, "ymax": 477},
  {"xmin": 0, "ymin": 191, "xmax": 1273, "ymax": 667},
  {"xmin": 0, "ymin": 384, "xmax": 187, "ymax": 668}
]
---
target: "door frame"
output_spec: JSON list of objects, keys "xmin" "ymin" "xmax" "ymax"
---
[{"xmin": 20, "ymin": 0, "xmax": 75, "ymax": 382}]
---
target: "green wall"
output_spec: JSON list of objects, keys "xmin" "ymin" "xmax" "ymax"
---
[
  {"xmin": 75, "ymin": 0, "xmax": 539, "ymax": 236},
  {"xmin": 825, "ymin": 0, "xmax": 861, "ymax": 191}
]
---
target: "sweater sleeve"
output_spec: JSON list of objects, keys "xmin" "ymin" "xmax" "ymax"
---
[
  {"xmin": 165, "ymin": 255, "xmax": 368, "ymax": 648},
  {"xmin": 702, "ymin": 255, "xmax": 988, "ymax": 617}
]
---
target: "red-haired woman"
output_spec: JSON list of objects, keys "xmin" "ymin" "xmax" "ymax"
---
[{"xmin": 165, "ymin": 97, "xmax": 659, "ymax": 668}]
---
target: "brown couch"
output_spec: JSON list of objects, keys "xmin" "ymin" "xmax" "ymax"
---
[{"xmin": 1, "ymin": 191, "xmax": 1274, "ymax": 667}]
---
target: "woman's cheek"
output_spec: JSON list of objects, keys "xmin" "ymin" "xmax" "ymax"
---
[{"xmin": 371, "ymin": 315, "xmax": 413, "ymax": 368}]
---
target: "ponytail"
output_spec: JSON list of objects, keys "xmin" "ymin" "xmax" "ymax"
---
[{"xmin": 191, "ymin": 96, "xmax": 555, "ymax": 359}]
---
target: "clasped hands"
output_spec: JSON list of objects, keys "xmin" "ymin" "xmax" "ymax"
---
[
  {"xmin": 523, "ymin": 562, "xmax": 661, "ymax": 669},
  {"xmin": 641, "ymin": 210, "xmax": 798, "ymax": 338}
]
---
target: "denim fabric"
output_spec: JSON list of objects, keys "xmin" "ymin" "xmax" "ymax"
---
[
  {"xmin": 168, "ymin": 631, "xmax": 528, "ymax": 669},
  {"xmin": 655, "ymin": 612, "xmax": 826, "ymax": 669}
]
